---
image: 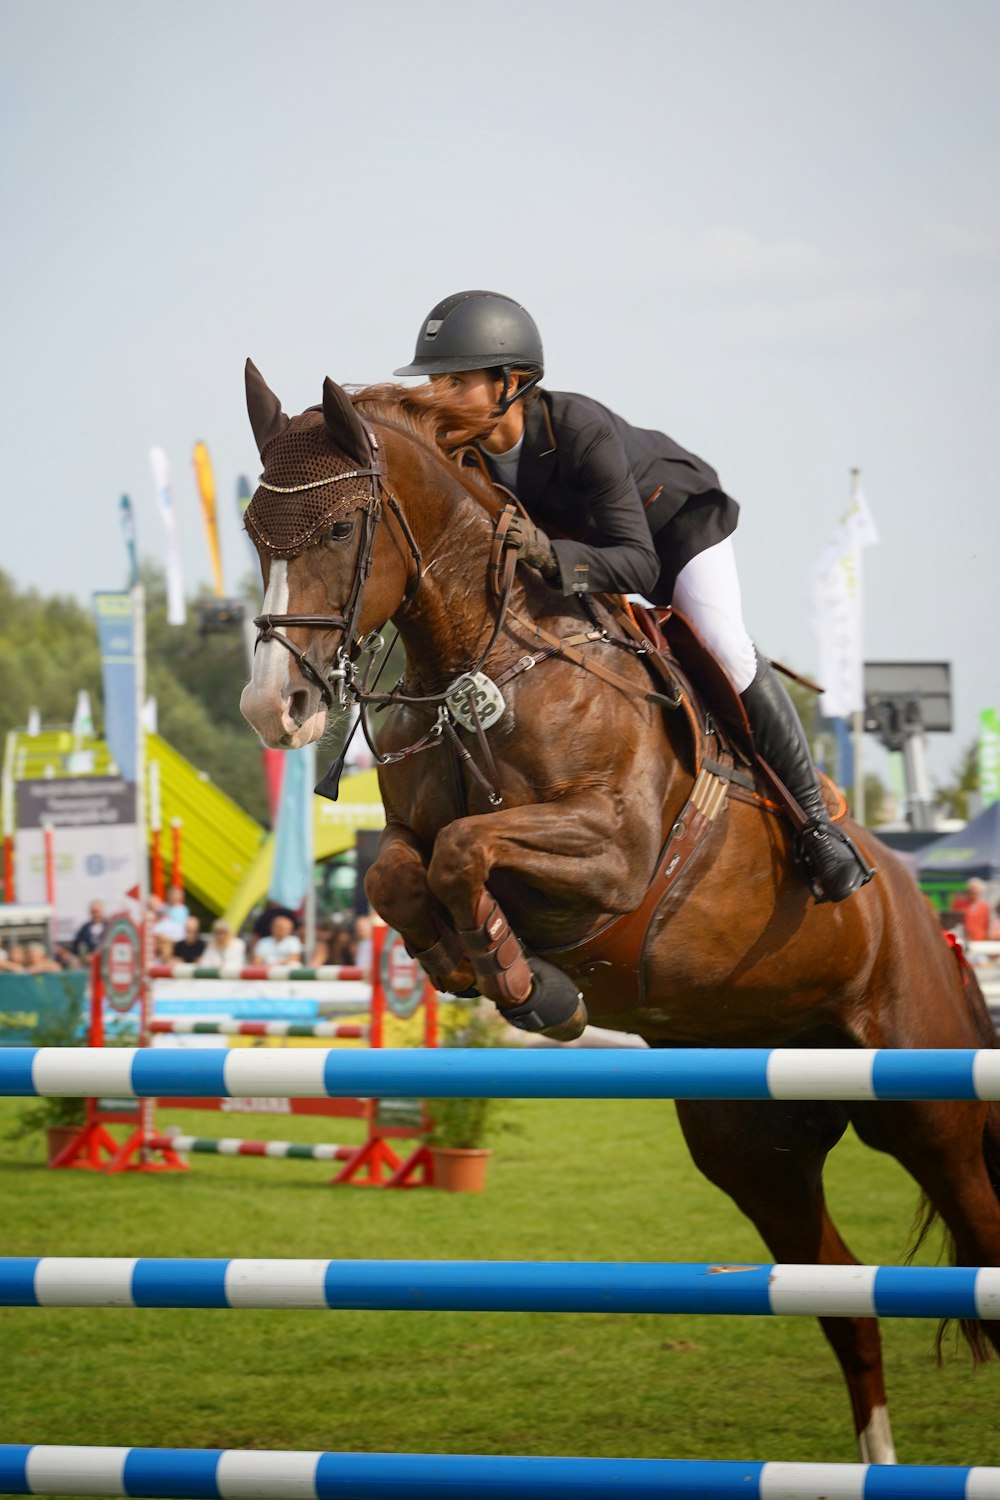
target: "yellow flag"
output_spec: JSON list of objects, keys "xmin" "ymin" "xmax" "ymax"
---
[{"xmin": 192, "ymin": 440, "xmax": 224, "ymax": 598}]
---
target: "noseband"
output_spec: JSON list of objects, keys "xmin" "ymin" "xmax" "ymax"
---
[{"xmin": 252, "ymin": 423, "xmax": 423, "ymax": 708}]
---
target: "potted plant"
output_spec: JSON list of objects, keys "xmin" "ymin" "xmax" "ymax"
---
[
  {"xmin": 5, "ymin": 974, "xmax": 88, "ymax": 1163},
  {"xmin": 425, "ymin": 1002, "xmax": 514, "ymax": 1192}
]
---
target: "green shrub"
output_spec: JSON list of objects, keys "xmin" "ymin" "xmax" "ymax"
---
[{"xmin": 425, "ymin": 1001, "xmax": 518, "ymax": 1150}]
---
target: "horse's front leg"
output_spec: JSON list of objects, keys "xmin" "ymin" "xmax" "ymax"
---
[
  {"xmin": 364, "ymin": 822, "xmax": 477, "ymax": 995},
  {"xmin": 426, "ymin": 793, "xmax": 652, "ymax": 1042}
]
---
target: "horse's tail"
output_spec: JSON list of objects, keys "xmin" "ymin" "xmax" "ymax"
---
[{"xmin": 908, "ymin": 948, "xmax": 1000, "ymax": 1365}]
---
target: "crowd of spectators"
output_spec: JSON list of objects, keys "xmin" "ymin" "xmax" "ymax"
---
[
  {"xmin": 144, "ymin": 893, "xmax": 374, "ymax": 973},
  {"xmin": 5, "ymin": 872, "xmax": 1000, "ymax": 980},
  {"xmin": 0, "ymin": 889, "xmax": 376, "ymax": 977}
]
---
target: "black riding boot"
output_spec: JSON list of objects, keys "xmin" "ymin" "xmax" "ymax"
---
[{"xmin": 740, "ymin": 657, "xmax": 875, "ymax": 903}]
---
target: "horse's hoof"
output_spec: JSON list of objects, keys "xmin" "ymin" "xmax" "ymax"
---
[{"xmin": 497, "ymin": 958, "xmax": 589, "ymax": 1042}]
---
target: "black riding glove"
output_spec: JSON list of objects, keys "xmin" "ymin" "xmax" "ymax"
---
[{"xmin": 506, "ymin": 515, "xmax": 559, "ymax": 579}]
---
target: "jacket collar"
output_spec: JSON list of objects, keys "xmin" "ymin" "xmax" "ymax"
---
[{"xmin": 517, "ymin": 390, "xmax": 558, "ymax": 495}]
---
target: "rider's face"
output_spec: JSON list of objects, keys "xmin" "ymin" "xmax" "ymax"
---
[
  {"xmin": 430, "ymin": 368, "xmax": 526, "ymax": 451},
  {"xmin": 431, "ymin": 368, "xmax": 504, "ymax": 417}
]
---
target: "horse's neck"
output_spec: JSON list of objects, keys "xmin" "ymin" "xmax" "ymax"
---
[{"xmin": 390, "ymin": 497, "xmax": 496, "ymax": 692}]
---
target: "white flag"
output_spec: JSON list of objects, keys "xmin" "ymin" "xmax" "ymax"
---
[
  {"xmin": 149, "ymin": 446, "xmax": 187, "ymax": 626},
  {"xmin": 809, "ymin": 471, "xmax": 878, "ymax": 719},
  {"xmin": 71, "ymin": 689, "xmax": 94, "ymax": 739}
]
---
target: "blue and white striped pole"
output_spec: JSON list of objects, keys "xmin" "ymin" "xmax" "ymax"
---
[
  {"xmin": 2, "ymin": 1047, "xmax": 1000, "ymax": 1101},
  {"xmin": 0, "ymin": 1448, "xmax": 998, "ymax": 1499},
  {"xmin": 0, "ymin": 1258, "xmax": 998, "ymax": 1319}
]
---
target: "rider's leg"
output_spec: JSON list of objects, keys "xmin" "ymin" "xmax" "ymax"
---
[{"xmin": 672, "ymin": 540, "xmax": 873, "ymax": 904}]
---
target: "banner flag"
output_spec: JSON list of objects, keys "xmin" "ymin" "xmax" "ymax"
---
[
  {"xmin": 67, "ymin": 689, "xmax": 96, "ymax": 774},
  {"xmin": 979, "ymin": 708, "xmax": 1000, "ymax": 808},
  {"xmin": 809, "ymin": 470, "xmax": 878, "ymax": 720},
  {"xmin": 193, "ymin": 441, "xmax": 225, "ymax": 598},
  {"xmin": 119, "ymin": 495, "xmax": 139, "ymax": 587},
  {"xmin": 831, "ymin": 715, "xmax": 854, "ymax": 792},
  {"xmin": 71, "ymin": 690, "xmax": 94, "ymax": 740},
  {"xmin": 92, "ymin": 592, "xmax": 137, "ymax": 781},
  {"xmin": 268, "ymin": 746, "xmax": 310, "ymax": 910},
  {"xmin": 149, "ymin": 446, "xmax": 186, "ymax": 626}
]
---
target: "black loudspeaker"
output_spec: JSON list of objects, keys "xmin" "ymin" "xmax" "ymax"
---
[{"xmin": 354, "ymin": 830, "xmax": 381, "ymax": 915}]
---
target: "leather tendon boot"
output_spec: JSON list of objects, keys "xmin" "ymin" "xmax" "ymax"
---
[{"xmin": 740, "ymin": 656, "xmax": 875, "ymax": 903}]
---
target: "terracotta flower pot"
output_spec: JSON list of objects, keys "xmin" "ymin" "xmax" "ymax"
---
[
  {"xmin": 46, "ymin": 1125, "xmax": 81, "ymax": 1166},
  {"xmin": 429, "ymin": 1146, "xmax": 491, "ymax": 1193}
]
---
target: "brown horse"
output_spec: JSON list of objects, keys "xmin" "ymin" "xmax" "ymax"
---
[{"xmin": 239, "ymin": 361, "xmax": 1000, "ymax": 1463}]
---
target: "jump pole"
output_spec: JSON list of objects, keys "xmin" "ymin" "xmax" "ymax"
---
[
  {"xmin": 53, "ymin": 926, "xmax": 438, "ymax": 1185},
  {"xmin": 18, "ymin": 1045, "xmax": 1000, "ymax": 1101}
]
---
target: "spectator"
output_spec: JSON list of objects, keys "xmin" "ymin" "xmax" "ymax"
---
[
  {"xmin": 353, "ymin": 914, "xmax": 373, "ymax": 973},
  {"xmin": 151, "ymin": 893, "xmax": 184, "ymax": 944},
  {"xmin": 249, "ymin": 901, "xmax": 299, "ymax": 957},
  {"xmin": 0, "ymin": 936, "xmax": 26, "ymax": 972},
  {"xmin": 0, "ymin": 942, "xmax": 26, "ymax": 973},
  {"xmin": 151, "ymin": 931, "xmax": 176, "ymax": 967},
  {"xmin": 989, "ymin": 900, "xmax": 1000, "ymax": 943},
  {"xmin": 950, "ymin": 878, "xmax": 992, "ymax": 943},
  {"xmin": 202, "ymin": 919, "xmax": 246, "ymax": 969},
  {"xmin": 255, "ymin": 913, "xmax": 303, "ymax": 965},
  {"xmin": 310, "ymin": 920, "xmax": 355, "ymax": 967},
  {"xmin": 165, "ymin": 884, "xmax": 190, "ymax": 928},
  {"xmin": 172, "ymin": 916, "xmax": 207, "ymax": 965},
  {"xmin": 24, "ymin": 942, "xmax": 61, "ymax": 975},
  {"xmin": 51, "ymin": 940, "xmax": 80, "ymax": 970},
  {"xmin": 71, "ymin": 899, "xmax": 107, "ymax": 959}
]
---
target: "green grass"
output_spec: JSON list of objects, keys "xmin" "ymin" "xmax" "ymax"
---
[{"xmin": 0, "ymin": 1094, "xmax": 998, "ymax": 1499}]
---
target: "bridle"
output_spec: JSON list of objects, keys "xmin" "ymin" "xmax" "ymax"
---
[{"xmin": 251, "ymin": 423, "xmax": 423, "ymax": 709}]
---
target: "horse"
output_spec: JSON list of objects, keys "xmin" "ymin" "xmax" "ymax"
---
[{"xmin": 238, "ymin": 360, "xmax": 1000, "ymax": 1464}]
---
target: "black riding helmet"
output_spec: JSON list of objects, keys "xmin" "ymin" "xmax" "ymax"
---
[{"xmin": 394, "ymin": 290, "xmax": 544, "ymax": 412}]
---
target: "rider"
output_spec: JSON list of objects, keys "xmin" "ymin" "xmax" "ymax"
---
[{"xmin": 394, "ymin": 289, "xmax": 873, "ymax": 904}]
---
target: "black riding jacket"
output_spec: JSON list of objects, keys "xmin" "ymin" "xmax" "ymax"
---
[{"xmin": 484, "ymin": 389, "xmax": 739, "ymax": 602}]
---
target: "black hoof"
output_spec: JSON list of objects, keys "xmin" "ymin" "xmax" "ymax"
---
[{"xmin": 498, "ymin": 958, "xmax": 588, "ymax": 1041}]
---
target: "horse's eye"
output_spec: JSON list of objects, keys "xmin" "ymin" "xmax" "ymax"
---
[{"xmin": 327, "ymin": 520, "xmax": 353, "ymax": 543}]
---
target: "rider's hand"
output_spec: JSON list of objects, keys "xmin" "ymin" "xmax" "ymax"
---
[{"xmin": 505, "ymin": 515, "xmax": 559, "ymax": 579}]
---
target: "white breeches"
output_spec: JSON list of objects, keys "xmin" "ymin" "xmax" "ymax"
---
[{"xmin": 671, "ymin": 538, "xmax": 758, "ymax": 694}]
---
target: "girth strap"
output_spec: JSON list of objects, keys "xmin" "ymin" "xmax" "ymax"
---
[{"xmin": 538, "ymin": 765, "xmax": 731, "ymax": 1005}]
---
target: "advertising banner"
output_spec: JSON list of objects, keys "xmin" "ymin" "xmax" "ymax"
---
[
  {"xmin": 0, "ymin": 972, "xmax": 86, "ymax": 1046},
  {"xmin": 14, "ymin": 779, "xmax": 139, "ymax": 940},
  {"xmin": 809, "ymin": 473, "xmax": 878, "ymax": 719},
  {"xmin": 979, "ymin": 708, "xmax": 1000, "ymax": 808},
  {"xmin": 93, "ymin": 591, "xmax": 137, "ymax": 781}
]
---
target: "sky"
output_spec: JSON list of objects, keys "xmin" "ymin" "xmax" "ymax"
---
[{"xmin": 2, "ymin": 0, "xmax": 998, "ymax": 789}]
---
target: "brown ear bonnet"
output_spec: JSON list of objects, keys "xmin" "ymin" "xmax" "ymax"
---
[{"xmin": 243, "ymin": 362, "xmax": 375, "ymax": 560}]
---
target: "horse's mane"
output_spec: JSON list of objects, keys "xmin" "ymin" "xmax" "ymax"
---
[{"xmin": 350, "ymin": 382, "xmax": 501, "ymax": 510}]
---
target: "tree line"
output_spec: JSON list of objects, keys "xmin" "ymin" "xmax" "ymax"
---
[{"xmin": 0, "ymin": 567, "xmax": 270, "ymax": 825}]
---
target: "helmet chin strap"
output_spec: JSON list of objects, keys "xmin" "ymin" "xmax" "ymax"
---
[{"xmin": 494, "ymin": 366, "xmax": 542, "ymax": 417}]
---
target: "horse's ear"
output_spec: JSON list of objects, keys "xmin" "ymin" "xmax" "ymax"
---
[
  {"xmin": 322, "ymin": 377, "xmax": 371, "ymax": 467},
  {"xmin": 245, "ymin": 358, "xmax": 289, "ymax": 456}
]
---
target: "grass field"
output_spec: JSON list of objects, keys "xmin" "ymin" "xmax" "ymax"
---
[{"xmin": 1, "ymin": 1088, "xmax": 998, "ymax": 1499}]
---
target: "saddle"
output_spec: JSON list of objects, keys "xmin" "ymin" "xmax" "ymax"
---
[{"xmin": 533, "ymin": 598, "xmax": 846, "ymax": 1013}]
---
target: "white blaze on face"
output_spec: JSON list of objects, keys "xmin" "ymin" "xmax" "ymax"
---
[{"xmin": 251, "ymin": 559, "xmax": 290, "ymax": 698}]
